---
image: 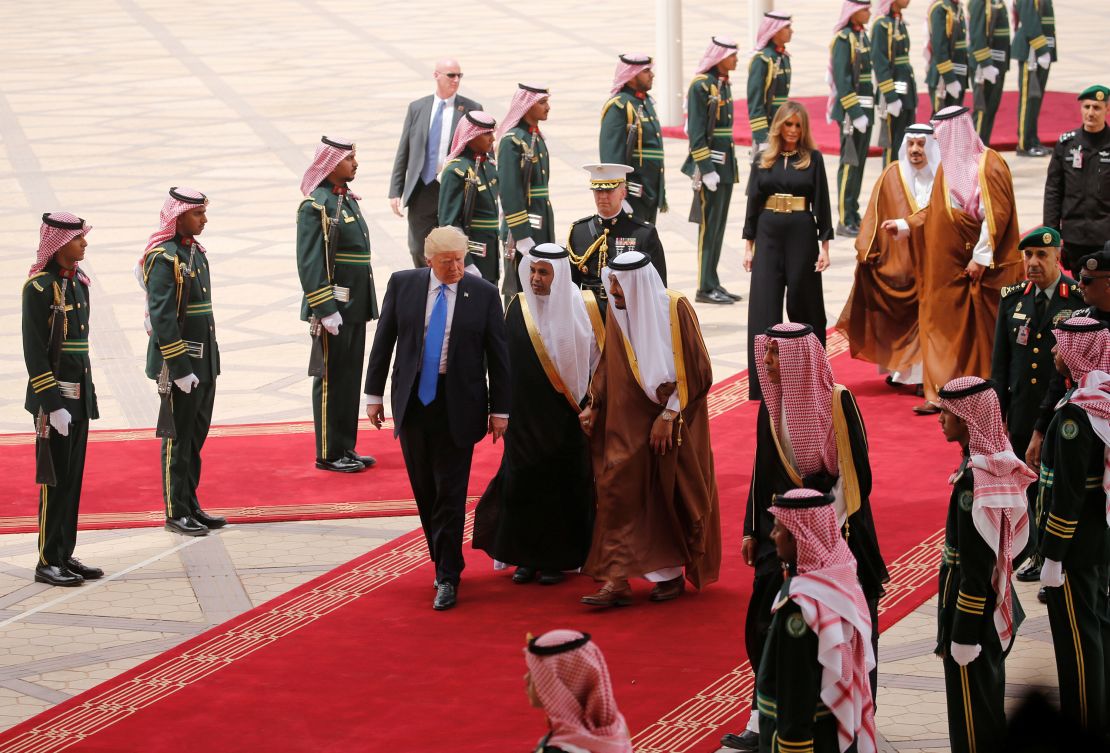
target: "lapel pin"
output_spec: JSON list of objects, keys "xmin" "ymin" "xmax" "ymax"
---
[{"xmin": 463, "ymin": 291, "xmax": 470, "ymax": 298}]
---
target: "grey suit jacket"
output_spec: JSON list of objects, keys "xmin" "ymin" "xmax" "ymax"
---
[{"xmin": 389, "ymin": 93, "xmax": 482, "ymax": 205}]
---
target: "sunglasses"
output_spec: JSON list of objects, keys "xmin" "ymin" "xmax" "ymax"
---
[
  {"xmin": 1080, "ymin": 274, "xmax": 1109, "ymax": 285},
  {"xmin": 439, "ymin": 72, "xmax": 463, "ymax": 79}
]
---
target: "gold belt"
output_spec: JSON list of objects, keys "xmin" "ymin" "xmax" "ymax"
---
[{"xmin": 764, "ymin": 193, "xmax": 807, "ymax": 213}]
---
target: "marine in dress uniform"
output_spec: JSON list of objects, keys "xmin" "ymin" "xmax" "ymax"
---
[
  {"xmin": 567, "ymin": 164, "xmax": 667, "ymax": 318},
  {"xmin": 1012, "ymin": 0, "xmax": 1056, "ymax": 156},
  {"xmin": 141, "ymin": 188, "xmax": 226, "ymax": 536},
  {"xmin": 599, "ymin": 54, "xmax": 667, "ymax": 225},
  {"xmin": 297, "ymin": 137, "xmax": 378, "ymax": 474},
  {"xmin": 682, "ymin": 36, "xmax": 741, "ymax": 304},
  {"xmin": 438, "ymin": 111, "xmax": 501, "ymax": 283},
  {"xmin": 872, "ymin": 0, "xmax": 917, "ymax": 165},
  {"xmin": 829, "ymin": 0, "xmax": 875, "ymax": 236},
  {"xmin": 926, "ymin": 0, "xmax": 970, "ymax": 112},
  {"xmin": 968, "ymin": 0, "xmax": 1010, "ymax": 145},
  {"xmin": 746, "ymin": 13, "xmax": 793, "ymax": 148},
  {"xmin": 1044, "ymin": 85, "xmax": 1110, "ymax": 274},
  {"xmin": 23, "ymin": 213, "xmax": 103, "ymax": 587}
]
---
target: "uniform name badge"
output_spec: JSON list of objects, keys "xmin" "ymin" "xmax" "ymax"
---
[
  {"xmin": 614, "ymin": 237, "xmax": 637, "ymax": 254},
  {"xmin": 710, "ymin": 150, "xmax": 727, "ymax": 165},
  {"xmin": 1016, "ymin": 324, "xmax": 1030, "ymax": 346},
  {"xmin": 528, "ymin": 213, "xmax": 543, "ymax": 230},
  {"xmin": 627, "ymin": 181, "xmax": 643, "ymax": 198},
  {"xmin": 331, "ymin": 284, "xmax": 351, "ymax": 303},
  {"xmin": 1071, "ymin": 147, "xmax": 1083, "ymax": 169},
  {"xmin": 467, "ymin": 239, "xmax": 488, "ymax": 258}
]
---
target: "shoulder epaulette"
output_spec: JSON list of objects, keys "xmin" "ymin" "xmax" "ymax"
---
[
  {"xmin": 1001, "ymin": 282, "xmax": 1026, "ymax": 298},
  {"xmin": 570, "ymin": 216, "xmax": 593, "ymax": 228},
  {"xmin": 691, "ymin": 73, "xmax": 709, "ymax": 83},
  {"xmin": 836, "ymin": 29, "xmax": 851, "ymax": 41},
  {"xmin": 23, "ymin": 271, "xmax": 49, "ymax": 292},
  {"xmin": 1058, "ymin": 130, "xmax": 1075, "ymax": 143},
  {"xmin": 600, "ymin": 95, "xmax": 625, "ymax": 119},
  {"xmin": 624, "ymin": 213, "xmax": 651, "ymax": 228}
]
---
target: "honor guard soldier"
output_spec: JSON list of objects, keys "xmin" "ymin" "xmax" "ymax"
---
[
  {"xmin": 600, "ymin": 54, "xmax": 666, "ymax": 225},
  {"xmin": 872, "ymin": 0, "xmax": 917, "ymax": 165},
  {"xmin": 1044, "ymin": 86, "xmax": 1110, "ymax": 274},
  {"xmin": 746, "ymin": 13, "xmax": 793, "ymax": 149},
  {"xmin": 568, "ymin": 164, "xmax": 666, "ymax": 318},
  {"xmin": 926, "ymin": 0, "xmax": 969, "ymax": 112},
  {"xmin": 23, "ymin": 213, "xmax": 102, "ymax": 586},
  {"xmin": 829, "ymin": 0, "xmax": 875, "ymax": 237},
  {"xmin": 498, "ymin": 84, "xmax": 555, "ymax": 298},
  {"xmin": 1012, "ymin": 0, "xmax": 1055, "ymax": 156},
  {"xmin": 297, "ymin": 137, "xmax": 378, "ymax": 474},
  {"xmin": 438, "ymin": 111, "xmax": 500, "ymax": 283},
  {"xmin": 968, "ymin": 0, "xmax": 1010, "ymax": 145},
  {"xmin": 991, "ymin": 226, "xmax": 1078, "ymax": 583},
  {"xmin": 683, "ymin": 36, "xmax": 741, "ymax": 304},
  {"xmin": 141, "ymin": 189, "xmax": 226, "ymax": 536}
]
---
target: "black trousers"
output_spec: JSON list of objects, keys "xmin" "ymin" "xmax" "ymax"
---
[
  {"xmin": 36, "ymin": 417, "xmax": 88, "ymax": 567},
  {"xmin": 398, "ymin": 376, "xmax": 475, "ymax": 587},
  {"xmin": 406, "ymin": 179, "xmax": 439, "ymax": 268},
  {"xmin": 312, "ymin": 321, "xmax": 366, "ymax": 462},
  {"xmin": 942, "ymin": 632, "xmax": 1007, "ymax": 753},
  {"xmin": 161, "ymin": 381, "xmax": 215, "ymax": 519},
  {"xmin": 1062, "ymin": 242, "xmax": 1101, "ymax": 278}
]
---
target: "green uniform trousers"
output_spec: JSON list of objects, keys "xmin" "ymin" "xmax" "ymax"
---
[
  {"xmin": 36, "ymin": 418, "xmax": 88, "ymax": 567},
  {"xmin": 1044, "ymin": 565, "xmax": 1110, "ymax": 736},
  {"xmin": 974, "ymin": 74, "xmax": 1007, "ymax": 146},
  {"xmin": 1017, "ymin": 63, "xmax": 1050, "ymax": 150},
  {"xmin": 838, "ymin": 122, "xmax": 874, "ymax": 227},
  {"xmin": 313, "ymin": 321, "xmax": 365, "ymax": 462},
  {"xmin": 697, "ymin": 181, "xmax": 733, "ymax": 293},
  {"xmin": 881, "ymin": 108, "xmax": 915, "ymax": 166},
  {"xmin": 160, "ymin": 381, "xmax": 215, "ymax": 519},
  {"xmin": 942, "ymin": 635, "xmax": 1008, "ymax": 753}
]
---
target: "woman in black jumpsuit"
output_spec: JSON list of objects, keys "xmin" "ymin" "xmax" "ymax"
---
[{"xmin": 744, "ymin": 100, "xmax": 834, "ymax": 399}]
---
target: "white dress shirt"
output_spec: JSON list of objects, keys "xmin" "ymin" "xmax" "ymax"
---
[{"xmin": 429, "ymin": 94, "xmax": 456, "ymax": 179}]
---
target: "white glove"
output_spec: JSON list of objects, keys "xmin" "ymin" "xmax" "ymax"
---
[
  {"xmin": 320, "ymin": 311, "xmax": 342, "ymax": 336},
  {"xmin": 143, "ymin": 312, "xmax": 152, "ymax": 337},
  {"xmin": 886, "ymin": 98, "xmax": 903, "ymax": 119},
  {"xmin": 1037, "ymin": 53, "xmax": 1051, "ymax": 69},
  {"xmin": 949, "ymin": 642, "xmax": 982, "ymax": 667},
  {"xmin": 1040, "ymin": 558, "xmax": 1065, "ymax": 587},
  {"xmin": 174, "ymin": 374, "xmax": 200, "ymax": 394},
  {"xmin": 701, "ymin": 172, "xmax": 720, "ymax": 192},
  {"xmin": 49, "ymin": 408, "xmax": 72, "ymax": 437},
  {"xmin": 515, "ymin": 236, "xmax": 536, "ymax": 254},
  {"xmin": 982, "ymin": 65, "xmax": 999, "ymax": 84},
  {"xmin": 945, "ymin": 80, "xmax": 962, "ymax": 99},
  {"xmin": 852, "ymin": 115, "xmax": 869, "ymax": 133}
]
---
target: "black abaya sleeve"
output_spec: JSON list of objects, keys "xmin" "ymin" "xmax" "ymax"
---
[
  {"xmin": 742, "ymin": 167, "xmax": 763, "ymax": 240},
  {"xmin": 811, "ymin": 150, "xmax": 834, "ymax": 241}
]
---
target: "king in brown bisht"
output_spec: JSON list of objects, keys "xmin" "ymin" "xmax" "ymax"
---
[{"xmin": 577, "ymin": 250, "xmax": 721, "ymax": 607}]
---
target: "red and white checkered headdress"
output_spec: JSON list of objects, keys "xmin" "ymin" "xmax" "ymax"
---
[
  {"xmin": 611, "ymin": 53, "xmax": 653, "ymax": 95},
  {"xmin": 141, "ymin": 187, "xmax": 209, "ymax": 261},
  {"xmin": 932, "ymin": 107, "xmax": 986, "ymax": 221},
  {"xmin": 300, "ymin": 136, "xmax": 361, "ymax": 199},
  {"xmin": 446, "ymin": 110, "xmax": 496, "ymax": 162},
  {"xmin": 833, "ymin": 0, "xmax": 871, "ymax": 32},
  {"xmin": 497, "ymin": 83, "xmax": 549, "ymax": 140},
  {"xmin": 695, "ymin": 36, "xmax": 739, "ymax": 74},
  {"xmin": 30, "ymin": 212, "xmax": 92, "ymax": 285},
  {"xmin": 753, "ymin": 13, "xmax": 792, "ymax": 52},
  {"xmin": 1053, "ymin": 316, "xmax": 1110, "ymax": 381}
]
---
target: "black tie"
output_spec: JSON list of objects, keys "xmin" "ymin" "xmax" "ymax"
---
[{"xmin": 1035, "ymin": 290, "xmax": 1048, "ymax": 325}]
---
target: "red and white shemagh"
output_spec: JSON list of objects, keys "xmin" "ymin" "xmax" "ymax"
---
[
  {"xmin": 446, "ymin": 112, "xmax": 496, "ymax": 162},
  {"xmin": 753, "ymin": 324, "xmax": 838, "ymax": 477},
  {"xmin": 300, "ymin": 139, "xmax": 361, "ymax": 199},
  {"xmin": 141, "ymin": 188, "xmax": 208, "ymax": 263},
  {"xmin": 695, "ymin": 36, "xmax": 739, "ymax": 74},
  {"xmin": 497, "ymin": 86, "xmax": 548, "ymax": 141},
  {"xmin": 1055, "ymin": 319, "xmax": 1110, "ymax": 526},
  {"xmin": 770, "ymin": 489, "xmax": 876, "ymax": 753},
  {"xmin": 611, "ymin": 55, "xmax": 653, "ymax": 95},
  {"xmin": 524, "ymin": 630, "xmax": 632, "ymax": 753},
  {"xmin": 937, "ymin": 377, "xmax": 1034, "ymax": 649},
  {"xmin": 931, "ymin": 108, "xmax": 986, "ymax": 221},
  {"xmin": 826, "ymin": 2, "xmax": 870, "ymax": 123},
  {"xmin": 832, "ymin": 0, "xmax": 869, "ymax": 32},
  {"xmin": 30, "ymin": 212, "xmax": 92, "ymax": 285},
  {"xmin": 876, "ymin": 0, "xmax": 897, "ymax": 14},
  {"xmin": 753, "ymin": 15, "xmax": 791, "ymax": 53}
]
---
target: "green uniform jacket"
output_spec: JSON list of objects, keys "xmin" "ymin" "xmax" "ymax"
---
[
  {"xmin": 296, "ymin": 181, "xmax": 377, "ymax": 323},
  {"xmin": 1039, "ymin": 401, "xmax": 1110, "ymax": 567},
  {"xmin": 599, "ymin": 87, "xmax": 666, "ymax": 211},
  {"xmin": 968, "ymin": 0, "xmax": 1011, "ymax": 71},
  {"xmin": 872, "ymin": 14, "xmax": 917, "ymax": 111},
  {"xmin": 829, "ymin": 25, "xmax": 875, "ymax": 123},
  {"xmin": 438, "ymin": 150, "xmax": 501, "ymax": 263},
  {"xmin": 22, "ymin": 262, "xmax": 98, "ymax": 421},
  {"xmin": 990, "ymin": 276, "xmax": 1080, "ymax": 451},
  {"xmin": 143, "ymin": 238, "xmax": 220, "ymax": 382},
  {"xmin": 681, "ymin": 69, "xmax": 738, "ymax": 183},
  {"xmin": 497, "ymin": 125, "xmax": 554, "ymax": 245},
  {"xmin": 1011, "ymin": 0, "xmax": 1057, "ymax": 63},
  {"xmin": 746, "ymin": 45, "xmax": 791, "ymax": 144},
  {"xmin": 926, "ymin": 0, "xmax": 970, "ymax": 91}
]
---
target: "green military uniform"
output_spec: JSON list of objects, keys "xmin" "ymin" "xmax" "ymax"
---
[
  {"xmin": 746, "ymin": 43, "xmax": 791, "ymax": 147},
  {"xmin": 968, "ymin": 0, "xmax": 1011, "ymax": 145},
  {"xmin": 1012, "ymin": 0, "xmax": 1056, "ymax": 152},
  {"xmin": 682, "ymin": 64, "xmax": 738, "ymax": 296},
  {"xmin": 296, "ymin": 179, "xmax": 377, "ymax": 465},
  {"xmin": 829, "ymin": 20, "xmax": 874, "ymax": 230},
  {"xmin": 498, "ymin": 117, "xmax": 555, "ymax": 296},
  {"xmin": 926, "ymin": 0, "xmax": 970, "ymax": 112},
  {"xmin": 143, "ymin": 236, "xmax": 220, "ymax": 522},
  {"xmin": 23, "ymin": 260, "xmax": 98, "ymax": 571},
  {"xmin": 599, "ymin": 86, "xmax": 666, "ymax": 224},
  {"xmin": 438, "ymin": 149, "xmax": 500, "ymax": 283},
  {"xmin": 567, "ymin": 210, "xmax": 667, "ymax": 318},
  {"xmin": 872, "ymin": 8, "xmax": 917, "ymax": 165}
]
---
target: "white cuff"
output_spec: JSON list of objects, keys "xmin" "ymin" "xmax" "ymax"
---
[
  {"xmin": 366, "ymin": 395, "xmax": 384, "ymax": 405},
  {"xmin": 971, "ymin": 207, "xmax": 993, "ymax": 266},
  {"xmin": 666, "ymin": 393, "xmax": 680, "ymax": 412},
  {"xmin": 490, "ymin": 413, "xmax": 509, "ymax": 419},
  {"xmin": 893, "ymin": 218, "xmax": 910, "ymax": 240}
]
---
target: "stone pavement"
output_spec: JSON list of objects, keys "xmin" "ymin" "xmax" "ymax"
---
[{"xmin": 1, "ymin": 0, "xmax": 1101, "ymax": 747}]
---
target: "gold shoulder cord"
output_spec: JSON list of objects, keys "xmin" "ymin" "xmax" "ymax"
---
[{"xmin": 567, "ymin": 228, "xmax": 609, "ymax": 274}]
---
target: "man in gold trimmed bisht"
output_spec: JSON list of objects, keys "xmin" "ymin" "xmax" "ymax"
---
[{"xmin": 472, "ymin": 243, "xmax": 604, "ymax": 586}]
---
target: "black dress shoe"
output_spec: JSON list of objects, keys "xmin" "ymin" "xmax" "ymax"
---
[
  {"xmin": 836, "ymin": 222, "xmax": 860, "ymax": 238},
  {"xmin": 315, "ymin": 456, "xmax": 364, "ymax": 473},
  {"xmin": 1016, "ymin": 564, "xmax": 1042, "ymax": 582},
  {"xmin": 344, "ymin": 450, "xmax": 376, "ymax": 468},
  {"xmin": 193, "ymin": 508, "xmax": 227, "ymax": 529},
  {"xmin": 1037, "ymin": 586, "xmax": 1048, "ymax": 604},
  {"xmin": 35, "ymin": 565, "xmax": 84, "ymax": 587},
  {"xmin": 433, "ymin": 582, "xmax": 457, "ymax": 610},
  {"xmin": 715, "ymin": 285, "xmax": 742, "ymax": 301},
  {"xmin": 165, "ymin": 516, "xmax": 209, "ymax": 536},
  {"xmin": 720, "ymin": 729, "xmax": 760, "ymax": 752},
  {"xmin": 65, "ymin": 557, "xmax": 103, "ymax": 580},
  {"xmin": 695, "ymin": 289, "xmax": 734, "ymax": 305},
  {"xmin": 537, "ymin": 570, "xmax": 565, "ymax": 586},
  {"xmin": 512, "ymin": 566, "xmax": 536, "ymax": 584},
  {"xmin": 1016, "ymin": 146, "xmax": 1048, "ymax": 157}
]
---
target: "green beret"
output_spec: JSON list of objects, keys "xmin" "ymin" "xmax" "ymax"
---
[
  {"xmin": 1078, "ymin": 85, "xmax": 1110, "ymax": 103},
  {"xmin": 1018, "ymin": 226, "xmax": 1061, "ymax": 249}
]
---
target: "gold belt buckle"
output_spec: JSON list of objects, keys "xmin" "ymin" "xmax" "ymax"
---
[{"xmin": 769, "ymin": 193, "xmax": 791, "ymax": 213}]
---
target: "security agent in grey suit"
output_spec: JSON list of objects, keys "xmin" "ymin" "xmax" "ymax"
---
[
  {"xmin": 365, "ymin": 226, "xmax": 510, "ymax": 611},
  {"xmin": 389, "ymin": 59, "xmax": 482, "ymax": 269}
]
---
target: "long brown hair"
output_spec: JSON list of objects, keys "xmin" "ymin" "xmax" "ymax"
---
[{"xmin": 759, "ymin": 100, "xmax": 816, "ymax": 170}]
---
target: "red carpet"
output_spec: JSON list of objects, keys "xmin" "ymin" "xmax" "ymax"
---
[
  {"xmin": 661, "ymin": 90, "xmax": 1074, "ymax": 155},
  {"xmin": 0, "ymin": 335, "xmax": 956, "ymax": 753}
]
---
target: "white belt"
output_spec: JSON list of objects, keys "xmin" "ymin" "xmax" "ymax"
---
[
  {"xmin": 332, "ymin": 285, "xmax": 350, "ymax": 303},
  {"xmin": 57, "ymin": 381, "xmax": 81, "ymax": 399}
]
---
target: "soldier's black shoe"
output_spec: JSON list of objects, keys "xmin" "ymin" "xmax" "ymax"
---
[
  {"xmin": 65, "ymin": 558, "xmax": 103, "ymax": 580},
  {"xmin": 344, "ymin": 450, "xmax": 377, "ymax": 468},
  {"xmin": 1015, "ymin": 564, "xmax": 1042, "ymax": 582},
  {"xmin": 1016, "ymin": 146, "xmax": 1048, "ymax": 157},
  {"xmin": 165, "ymin": 516, "xmax": 208, "ymax": 536},
  {"xmin": 715, "ymin": 285, "xmax": 742, "ymax": 301},
  {"xmin": 193, "ymin": 508, "xmax": 227, "ymax": 529},
  {"xmin": 1037, "ymin": 586, "xmax": 1048, "ymax": 604},
  {"xmin": 836, "ymin": 222, "xmax": 860, "ymax": 237},
  {"xmin": 35, "ymin": 565, "xmax": 84, "ymax": 587},
  {"xmin": 695, "ymin": 289, "xmax": 734, "ymax": 305},
  {"xmin": 538, "ymin": 570, "xmax": 565, "ymax": 585},
  {"xmin": 433, "ymin": 582, "xmax": 457, "ymax": 610},
  {"xmin": 512, "ymin": 566, "xmax": 536, "ymax": 583},
  {"xmin": 720, "ymin": 730, "xmax": 760, "ymax": 752},
  {"xmin": 315, "ymin": 456, "xmax": 364, "ymax": 473}
]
